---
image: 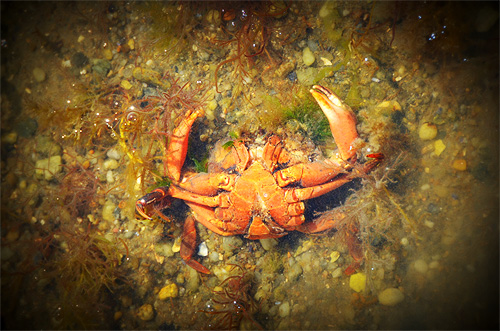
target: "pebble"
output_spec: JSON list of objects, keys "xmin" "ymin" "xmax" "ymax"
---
[
  {"xmin": 222, "ymin": 236, "xmax": 243, "ymax": 256},
  {"xmin": 378, "ymin": 288, "xmax": 404, "ymax": 306},
  {"xmin": 209, "ymin": 251, "xmax": 219, "ymax": 262},
  {"xmin": 137, "ymin": 303, "xmax": 154, "ymax": 321},
  {"xmin": 120, "ymin": 79, "xmax": 132, "ymax": 90},
  {"xmin": 106, "ymin": 148, "xmax": 122, "ymax": 160},
  {"xmin": 330, "ymin": 251, "xmax": 340, "ymax": 263},
  {"xmin": 103, "ymin": 159, "xmax": 119, "ymax": 170},
  {"xmin": 319, "ymin": 1, "xmax": 334, "ymax": 18},
  {"xmin": 106, "ymin": 170, "xmax": 115, "ymax": 183},
  {"xmin": 331, "ymin": 267, "xmax": 343, "ymax": 278},
  {"xmin": 172, "ymin": 237, "xmax": 181, "ymax": 253},
  {"xmin": 198, "ymin": 241, "xmax": 208, "ymax": 256},
  {"xmin": 33, "ymin": 67, "xmax": 46, "ymax": 82},
  {"xmin": 413, "ymin": 259, "xmax": 428, "ymax": 274},
  {"xmin": 452, "ymin": 159, "xmax": 467, "ymax": 171},
  {"xmin": 349, "ymin": 272, "xmax": 366, "ymax": 292},
  {"xmin": 278, "ymin": 301, "xmax": 290, "ymax": 317},
  {"xmin": 102, "ymin": 200, "xmax": 117, "ymax": 222},
  {"xmin": 374, "ymin": 100, "xmax": 402, "ymax": 115},
  {"xmin": 433, "ymin": 139, "xmax": 446, "ymax": 156},
  {"xmin": 35, "ymin": 155, "xmax": 62, "ymax": 180},
  {"xmin": 419, "ymin": 123, "xmax": 438, "ymax": 140},
  {"xmin": 186, "ymin": 266, "xmax": 200, "ymax": 292},
  {"xmin": 103, "ymin": 48, "xmax": 113, "ymax": 61},
  {"xmin": 159, "ymin": 283, "xmax": 179, "ymax": 300},
  {"xmin": 260, "ymin": 238, "xmax": 278, "ymax": 251},
  {"xmin": 302, "ymin": 47, "xmax": 315, "ymax": 66}
]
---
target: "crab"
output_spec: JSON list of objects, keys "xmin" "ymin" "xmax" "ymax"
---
[{"xmin": 136, "ymin": 85, "xmax": 383, "ymax": 274}]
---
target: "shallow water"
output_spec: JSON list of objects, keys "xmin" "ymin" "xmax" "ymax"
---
[{"xmin": 1, "ymin": 1, "xmax": 498, "ymax": 330}]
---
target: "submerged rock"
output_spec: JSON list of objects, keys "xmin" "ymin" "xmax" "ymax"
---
[{"xmin": 378, "ymin": 288, "xmax": 404, "ymax": 306}]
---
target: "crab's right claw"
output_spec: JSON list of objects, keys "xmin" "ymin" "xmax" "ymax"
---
[
  {"xmin": 310, "ymin": 85, "xmax": 359, "ymax": 161},
  {"xmin": 135, "ymin": 188, "xmax": 168, "ymax": 220}
]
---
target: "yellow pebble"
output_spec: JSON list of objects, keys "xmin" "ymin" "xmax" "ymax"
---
[
  {"xmin": 159, "ymin": 283, "xmax": 179, "ymax": 300},
  {"xmin": 128, "ymin": 39, "xmax": 135, "ymax": 50},
  {"xmin": 103, "ymin": 48, "xmax": 113, "ymax": 61},
  {"xmin": 120, "ymin": 80, "xmax": 132, "ymax": 90},
  {"xmin": 452, "ymin": 159, "xmax": 467, "ymax": 171},
  {"xmin": 349, "ymin": 272, "xmax": 366, "ymax": 293},
  {"xmin": 137, "ymin": 303, "xmax": 154, "ymax": 321},
  {"xmin": 433, "ymin": 139, "xmax": 446, "ymax": 156}
]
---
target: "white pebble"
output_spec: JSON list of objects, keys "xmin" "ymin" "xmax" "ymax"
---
[
  {"xmin": 413, "ymin": 259, "xmax": 428, "ymax": 274},
  {"xmin": 106, "ymin": 170, "xmax": 115, "ymax": 183},
  {"xmin": 106, "ymin": 148, "xmax": 122, "ymax": 160},
  {"xmin": 103, "ymin": 159, "xmax": 119, "ymax": 170},
  {"xmin": 378, "ymin": 288, "xmax": 404, "ymax": 306},
  {"xmin": 400, "ymin": 237, "xmax": 409, "ymax": 246},
  {"xmin": 198, "ymin": 241, "xmax": 208, "ymax": 256}
]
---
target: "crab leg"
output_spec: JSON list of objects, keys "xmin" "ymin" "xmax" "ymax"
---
[
  {"xmin": 310, "ymin": 85, "xmax": 359, "ymax": 161},
  {"xmin": 275, "ymin": 161, "xmax": 346, "ymax": 187},
  {"xmin": 285, "ymin": 175, "xmax": 354, "ymax": 202},
  {"xmin": 296, "ymin": 209, "xmax": 347, "ymax": 234},
  {"xmin": 180, "ymin": 215, "xmax": 210, "ymax": 274},
  {"xmin": 167, "ymin": 109, "xmax": 203, "ymax": 182},
  {"xmin": 185, "ymin": 202, "xmax": 246, "ymax": 236}
]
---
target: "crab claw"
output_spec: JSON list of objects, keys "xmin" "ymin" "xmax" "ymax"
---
[{"xmin": 310, "ymin": 85, "xmax": 359, "ymax": 161}]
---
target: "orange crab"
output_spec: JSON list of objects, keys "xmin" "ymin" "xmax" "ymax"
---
[{"xmin": 136, "ymin": 85, "xmax": 383, "ymax": 274}]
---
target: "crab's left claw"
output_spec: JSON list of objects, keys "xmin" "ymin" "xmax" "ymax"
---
[
  {"xmin": 310, "ymin": 85, "xmax": 359, "ymax": 161},
  {"xmin": 135, "ymin": 188, "xmax": 168, "ymax": 220}
]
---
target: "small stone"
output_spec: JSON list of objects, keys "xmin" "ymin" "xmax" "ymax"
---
[
  {"xmin": 72, "ymin": 52, "xmax": 89, "ymax": 68},
  {"xmin": 331, "ymin": 267, "xmax": 343, "ymax": 278},
  {"xmin": 106, "ymin": 148, "xmax": 122, "ymax": 160},
  {"xmin": 159, "ymin": 283, "xmax": 179, "ymax": 300},
  {"xmin": 92, "ymin": 59, "xmax": 112, "ymax": 76},
  {"xmin": 120, "ymin": 80, "xmax": 132, "ymax": 90},
  {"xmin": 106, "ymin": 170, "xmax": 115, "ymax": 183},
  {"xmin": 172, "ymin": 237, "xmax": 181, "ymax": 253},
  {"xmin": 102, "ymin": 200, "xmax": 116, "ymax": 222},
  {"xmin": 374, "ymin": 100, "xmax": 402, "ymax": 116},
  {"xmin": 413, "ymin": 259, "xmax": 428, "ymax": 274},
  {"xmin": 349, "ymin": 272, "xmax": 366, "ymax": 293},
  {"xmin": 128, "ymin": 39, "xmax": 135, "ymax": 50},
  {"xmin": 319, "ymin": 1, "xmax": 334, "ymax": 18},
  {"xmin": 278, "ymin": 301, "xmax": 290, "ymax": 317},
  {"xmin": 198, "ymin": 241, "xmax": 208, "ymax": 256},
  {"xmin": 77, "ymin": 35, "xmax": 85, "ymax": 43},
  {"xmin": 419, "ymin": 123, "xmax": 438, "ymax": 140},
  {"xmin": 33, "ymin": 67, "xmax": 46, "ymax": 82},
  {"xmin": 302, "ymin": 47, "xmax": 315, "ymax": 66},
  {"xmin": 35, "ymin": 155, "xmax": 62, "ymax": 180},
  {"xmin": 222, "ymin": 236, "xmax": 243, "ymax": 256},
  {"xmin": 452, "ymin": 159, "xmax": 467, "ymax": 171},
  {"xmin": 378, "ymin": 288, "xmax": 404, "ymax": 306},
  {"xmin": 103, "ymin": 159, "xmax": 119, "ymax": 170},
  {"xmin": 330, "ymin": 251, "xmax": 340, "ymax": 263},
  {"xmin": 260, "ymin": 238, "xmax": 278, "ymax": 251},
  {"xmin": 433, "ymin": 139, "xmax": 446, "ymax": 156},
  {"xmin": 137, "ymin": 303, "xmax": 154, "ymax": 321}
]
